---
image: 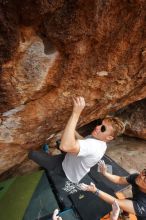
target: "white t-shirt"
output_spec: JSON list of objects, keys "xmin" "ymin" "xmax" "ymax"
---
[{"xmin": 62, "ymin": 138, "xmax": 107, "ymax": 183}]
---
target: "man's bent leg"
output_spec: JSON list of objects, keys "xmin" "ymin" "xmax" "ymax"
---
[{"xmin": 28, "ymin": 150, "xmax": 65, "ymax": 171}]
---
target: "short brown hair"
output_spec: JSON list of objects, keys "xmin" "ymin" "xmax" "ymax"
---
[{"xmin": 105, "ymin": 116, "xmax": 125, "ymax": 138}]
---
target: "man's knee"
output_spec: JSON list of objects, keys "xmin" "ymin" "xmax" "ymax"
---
[{"xmin": 28, "ymin": 150, "xmax": 48, "ymax": 162}]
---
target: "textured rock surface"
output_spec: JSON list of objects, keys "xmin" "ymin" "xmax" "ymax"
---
[
  {"xmin": 0, "ymin": 0, "xmax": 146, "ymax": 176},
  {"xmin": 115, "ymin": 98, "xmax": 146, "ymax": 140},
  {"xmin": 107, "ymin": 135, "xmax": 146, "ymax": 174}
]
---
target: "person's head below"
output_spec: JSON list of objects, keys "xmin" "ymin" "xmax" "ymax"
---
[
  {"xmin": 136, "ymin": 169, "xmax": 146, "ymax": 192},
  {"xmin": 91, "ymin": 116, "xmax": 125, "ymax": 142}
]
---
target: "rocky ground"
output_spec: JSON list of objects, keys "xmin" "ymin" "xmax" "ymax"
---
[{"xmin": 107, "ymin": 135, "xmax": 146, "ymax": 173}]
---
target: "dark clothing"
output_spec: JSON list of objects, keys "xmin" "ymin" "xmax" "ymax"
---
[
  {"xmin": 126, "ymin": 173, "xmax": 146, "ymax": 220},
  {"xmin": 28, "ymin": 150, "xmax": 65, "ymax": 174}
]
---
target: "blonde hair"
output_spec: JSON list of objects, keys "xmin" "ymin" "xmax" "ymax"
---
[{"xmin": 105, "ymin": 116, "xmax": 125, "ymax": 138}]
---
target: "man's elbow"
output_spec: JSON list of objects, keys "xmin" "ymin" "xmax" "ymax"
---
[
  {"xmin": 60, "ymin": 137, "xmax": 75, "ymax": 151},
  {"xmin": 59, "ymin": 142, "xmax": 71, "ymax": 152},
  {"xmin": 59, "ymin": 144, "xmax": 67, "ymax": 152},
  {"xmin": 59, "ymin": 142, "xmax": 79, "ymax": 154}
]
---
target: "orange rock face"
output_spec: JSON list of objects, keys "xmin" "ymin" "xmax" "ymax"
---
[{"xmin": 0, "ymin": 0, "xmax": 146, "ymax": 176}]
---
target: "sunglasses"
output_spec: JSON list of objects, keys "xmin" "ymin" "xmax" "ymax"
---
[{"xmin": 96, "ymin": 119, "xmax": 106, "ymax": 132}]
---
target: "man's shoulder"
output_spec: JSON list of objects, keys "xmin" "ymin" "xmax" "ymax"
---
[
  {"xmin": 83, "ymin": 137, "xmax": 107, "ymax": 146},
  {"xmin": 78, "ymin": 138, "xmax": 107, "ymax": 154}
]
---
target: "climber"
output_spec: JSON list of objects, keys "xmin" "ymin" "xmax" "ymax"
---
[
  {"xmin": 80, "ymin": 160, "xmax": 146, "ymax": 220},
  {"xmin": 28, "ymin": 96, "xmax": 125, "ymax": 183}
]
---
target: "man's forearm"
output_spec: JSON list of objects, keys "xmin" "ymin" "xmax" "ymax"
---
[
  {"xmin": 103, "ymin": 172, "xmax": 121, "ymax": 183},
  {"xmin": 60, "ymin": 96, "xmax": 85, "ymax": 153},
  {"xmin": 98, "ymin": 190, "xmax": 116, "ymax": 205},
  {"xmin": 98, "ymin": 190, "xmax": 135, "ymax": 214},
  {"xmin": 103, "ymin": 172, "xmax": 127, "ymax": 185},
  {"xmin": 60, "ymin": 112, "xmax": 80, "ymax": 151}
]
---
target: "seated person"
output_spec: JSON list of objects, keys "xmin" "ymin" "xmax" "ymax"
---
[
  {"xmin": 29, "ymin": 97, "xmax": 125, "ymax": 183},
  {"xmin": 80, "ymin": 160, "xmax": 146, "ymax": 220}
]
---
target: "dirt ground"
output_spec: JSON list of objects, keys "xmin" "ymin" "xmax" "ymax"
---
[{"xmin": 107, "ymin": 135, "xmax": 146, "ymax": 173}]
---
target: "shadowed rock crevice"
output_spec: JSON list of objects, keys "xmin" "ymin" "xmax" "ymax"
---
[{"xmin": 115, "ymin": 98, "xmax": 146, "ymax": 140}]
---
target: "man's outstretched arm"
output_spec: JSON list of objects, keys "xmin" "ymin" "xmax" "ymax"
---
[
  {"xmin": 98, "ymin": 160, "xmax": 129, "ymax": 185},
  {"xmin": 60, "ymin": 97, "xmax": 85, "ymax": 154},
  {"xmin": 80, "ymin": 183, "xmax": 136, "ymax": 215}
]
